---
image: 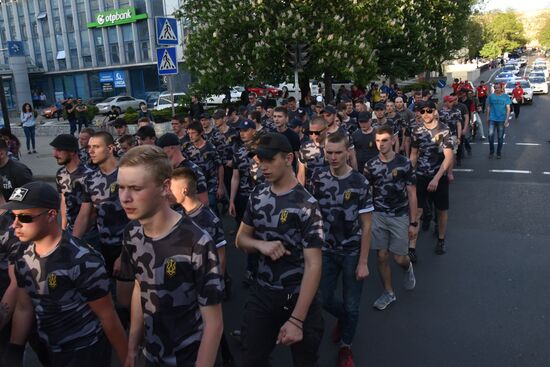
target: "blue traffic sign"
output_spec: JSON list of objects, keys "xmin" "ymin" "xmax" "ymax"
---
[
  {"xmin": 157, "ymin": 47, "xmax": 178, "ymax": 75},
  {"xmin": 156, "ymin": 17, "xmax": 178, "ymax": 45},
  {"xmin": 437, "ymin": 78, "xmax": 447, "ymax": 88}
]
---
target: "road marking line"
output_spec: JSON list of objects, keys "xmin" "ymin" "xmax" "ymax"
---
[
  {"xmin": 543, "ymin": 172, "xmax": 550, "ymax": 175},
  {"xmin": 453, "ymin": 168, "xmax": 474, "ymax": 172},
  {"xmin": 489, "ymin": 169, "xmax": 531, "ymax": 174},
  {"xmin": 515, "ymin": 143, "xmax": 540, "ymax": 146}
]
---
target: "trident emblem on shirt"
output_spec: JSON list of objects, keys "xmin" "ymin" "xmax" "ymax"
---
[
  {"xmin": 280, "ymin": 210, "xmax": 289, "ymax": 224},
  {"xmin": 344, "ymin": 190, "xmax": 352, "ymax": 201},
  {"xmin": 48, "ymin": 273, "xmax": 57, "ymax": 289},
  {"xmin": 165, "ymin": 258, "xmax": 177, "ymax": 278}
]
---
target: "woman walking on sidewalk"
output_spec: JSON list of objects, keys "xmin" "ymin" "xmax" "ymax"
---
[{"xmin": 21, "ymin": 102, "xmax": 37, "ymax": 154}]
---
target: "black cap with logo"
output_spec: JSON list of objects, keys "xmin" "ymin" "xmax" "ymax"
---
[{"xmin": 0, "ymin": 181, "xmax": 60, "ymax": 210}]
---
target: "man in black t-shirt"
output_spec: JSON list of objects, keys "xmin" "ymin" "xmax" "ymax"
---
[
  {"xmin": 352, "ymin": 112, "xmax": 378, "ymax": 173},
  {"xmin": 273, "ymin": 106, "xmax": 301, "ymax": 171},
  {"xmin": 236, "ymin": 133, "xmax": 325, "ymax": 366},
  {"xmin": 63, "ymin": 97, "xmax": 78, "ymax": 136},
  {"xmin": 3, "ymin": 181, "xmax": 127, "ymax": 366},
  {"xmin": 0, "ymin": 140, "xmax": 33, "ymax": 202},
  {"xmin": 117, "ymin": 145, "xmax": 224, "ymax": 367}
]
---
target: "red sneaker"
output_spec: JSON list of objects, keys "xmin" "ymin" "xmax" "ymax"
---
[
  {"xmin": 331, "ymin": 320, "xmax": 342, "ymax": 344},
  {"xmin": 338, "ymin": 346, "xmax": 355, "ymax": 367}
]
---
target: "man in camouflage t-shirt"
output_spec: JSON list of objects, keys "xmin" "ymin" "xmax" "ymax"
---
[
  {"xmin": 73, "ymin": 132, "xmax": 129, "ymax": 277},
  {"xmin": 298, "ymin": 117, "xmax": 328, "ymax": 187},
  {"xmin": 410, "ymin": 100, "xmax": 455, "ymax": 255},
  {"xmin": 364, "ymin": 125, "xmax": 418, "ymax": 311},
  {"xmin": 117, "ymin": 146, "xmax": 224, "ymax": 367},
  {"xmin": 236, "ymin": 133, "xmax": 325, "ymax": 367},
  {"xmin": 0, "ymin": 205, "xmax": 19, "ymax": 351},
  {"xmin": 309, "ymin": 132, "xmax": 373, "ymax": 366},
  {"xmin": 4, "ymin": 181, "xmax": 127, "ymax": 366}
]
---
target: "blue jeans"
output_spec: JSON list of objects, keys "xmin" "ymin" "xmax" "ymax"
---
[
  {"xmin": 320, "ymin": 251, "xmax": 364, "ymax": 345},
  {"xmin": 23, "ymin": 126, "xmax": 36, "ymax": 151},
  {"xmin": 488, "ymin": 120, "xmax": 505, "ymax": 155}
]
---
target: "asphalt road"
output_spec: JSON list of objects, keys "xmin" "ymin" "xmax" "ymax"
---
[{"xmin": 21, "ymin": 56, "xmax": 550, "ymax": 367}]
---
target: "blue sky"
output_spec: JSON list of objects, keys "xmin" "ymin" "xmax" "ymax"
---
[{"xmin": 483, "ymin": 0, "xmax": 550, "ymax": 11}]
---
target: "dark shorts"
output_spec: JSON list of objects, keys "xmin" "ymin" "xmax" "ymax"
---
[
  {"xmin": 49, "ymin": 334, "xmax": 110, "ymax": 367},
  {"xmin": 416, "ymin": 175, "xmax": 449, "ymax": 211}
]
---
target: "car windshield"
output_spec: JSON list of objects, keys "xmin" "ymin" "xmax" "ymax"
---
[
  {"xmin": 529, "ymin": 78, "xmax": 545, "ymax": 83},
  {"xmin": 102, "ymin": 97, "xmax": 115, "ymax": 102},
  {"xmin": 158, "ymin": 94, "xmax": 184, "ymax": 104},
  {"xmin": 506, "ymin": 81, "xmax": 529, "ymax": 88}
]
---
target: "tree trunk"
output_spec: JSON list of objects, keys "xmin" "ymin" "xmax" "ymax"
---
[{"xmin": 323, "ymin": 73, "xmax": 333, "ymax": 104}]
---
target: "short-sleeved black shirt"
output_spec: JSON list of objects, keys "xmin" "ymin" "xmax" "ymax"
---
[
  {"xmin": 243, "ymin": 183, "xmax": 324, "ymax": 294},
  {"xmin": 14, "ymin": 233, "xmax": 110, "ymax": 352},
  {"xmin": 118, "ymin": 217, "xmax": 224, "ymax": 365},
  {"xmin": 352, "ymin": 129, "xmax": 378, "ymax": 173}
]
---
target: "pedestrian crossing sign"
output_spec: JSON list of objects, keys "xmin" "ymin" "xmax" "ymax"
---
[
  {"xmin": 156, "ymin": 47, "xmax": 178, "ymax": 75},
  {"xmin": 156, "ymin": 17, "xmax": 178, "ymax": 45}
]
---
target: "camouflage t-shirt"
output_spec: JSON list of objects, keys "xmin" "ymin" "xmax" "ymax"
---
[
  {"xmin": 364, "ymin": 154, "xmax": 416, "ymax": 216},
  {"xmin": 438, "ymin": 107, "xmax": 462, "ymax": 136},
  {"xmin": 219, "ymin": 127, "xmax": 240, "ymax": 165},
  {"xmin": 118, "ymin": 217, "xmax": 224, "ymax": 365},
  {"xmin": 352, "ymin": 129, "xmax": 378, "ymax": 174},
  {"xmin": 185, "ymin": 142, "xmax": 221, "ymax": 195},
  {"xmin": 411, "ymin": 122, "xmax": 455, "ymax": 177},
  {"xmin": 0, "ymin": 213, "xmax": 19, "ymax": 297},
  {"xmin": 298, "ymin": 140, "xmax": 326, "ymax": 183},
  {"xmin": 232, "ymin": 144, "xmax": 255, "ymax": 196},
  {"xmin": 82, "ymin": 168, "xmax": 129, "ymax": 246},
  {"xmin": 185, "ymin": 204, "xmax": 226, "ymax": 249},
  {"xmin": 56, "ymin": 162, "xmax": 94, "ymax": 232},
  {"xmin": 176, "ymin": 159, "xmax": 208, "ymax": 194},
  {"xmin": 203, "ymin": 128, "xmax": 226, "ymax": 153},
  {"xmin": 341, "ymin": 117, "xmax": 358, "ymax": 135},
  {"xmin": 14, "ymin": 233, "xmax": 110, "ymax": 352},
  {"xmin": 309, "ymin": 167, "xmax": 373, "ymax": 255},
  {"xmin": 243, "ymin": 183, "xmax": 325, "ymax": 294}
]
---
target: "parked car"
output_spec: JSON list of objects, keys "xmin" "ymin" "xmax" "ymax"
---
[
  {"xmin": 502, "ymin": 64, "xmax": 520, "ymax": 75},
  {"xmin": 494, "ymin": 72, "xmax": 516, "ymax": 85},
  {"xmin": 529, "ymin": 71, "xmax": 547, "ymax": 81},
  {"xmin": 145, "ymin": 91, "xmax": 161, "ymax": 109},
  {"xmin": 504, "ymin": 80, "xmax": 533, "ymax": 104},
  {"xmin": 41, "ymin": 105, "xmax": 58, "ymax": 119},
  {"xmin": 205, "ymin": 86, "xmax": 244, "ymax": 105},
  {"xmin": 247, "ymin": 85, "xmax": 281, "ymax": 99},
  {"xmin": 96, "ymin": 96, "xmax": 147, "ymax": 114},
  {"xmin": 532, "ymin": 65, "xmax": 549, "ymax": 79},
  {"xmin": 154, "ymin": 92, "xmax": 186, "ymax": 111},
  {"xmin": 528, "ymin": 76, "xmax": 548, "ymax": 94},
  {"xmin": 277, "ymin": 80, "xmax": 320, "ymax": 99},
  {"xmin": 86, "ymin": 97, "xmax": 106, "ymax": 106}
]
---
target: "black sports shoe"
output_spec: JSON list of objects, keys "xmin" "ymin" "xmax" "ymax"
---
[
  {"xmin": 435, "ymin": 239, "xmax": 446, "ymax": 255},
  {"xmin": 408, "ymin": 248, "xmax": 418, "ymax": 263}
]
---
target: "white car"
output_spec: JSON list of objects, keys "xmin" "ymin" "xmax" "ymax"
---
[
  {"xmin": 502, "ymin": 64, "xmax": 520, "ymax": 75},
  {"xmin": 529, "ymin": 71, "xmax": 546, "ymax": 80},
  {"xmin": 96, "ymin": 96, "xmax": 147, "ymax": 114},
  {"xmin": 528, "ymin": 76, "xmax": 548, "ymax": 94},
  {"xmin": 205, "ymin": 86, "xmax": 244, "ymax": 105},
  {"xmin": 154, "ymin": 92, "xmax": 186, "ymax": 111},
  {"xmin": 532, "ymin": 65, "xmax": 549, "ymax": 79},
  {"xmin": 278, "ymin": 80, "xmax": 320, "ymax": 98},
  {"xmin": 504, "ymin": 80, "xmax": 533, "ymax": 104}
]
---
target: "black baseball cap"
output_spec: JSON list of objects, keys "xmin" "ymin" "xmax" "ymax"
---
[
  {"xmin": 1, "ymin": 181, "xmax": 60, "ymax": 211},
  {"xmin": 374, "ymin": 102, "xmax": 386, "ymax": 110},
  {"xmin": 321, "ymin": 105, "xmax": 337, "ymax": 115},
  {"xmin": 357, "ymin": 112, "xmax": 372, "ymax": 123},
  {"xmin": 212, "ymin": 110, "xmax": 225, "ymax": 120},
  {"xmin": 135, "ymin": 125, "xmax": 156, "ymax": 139},
  {"xmin": 199, "ymin": 112, "xmax": 211, "ymax": 120},
  {"xmin": 238, "ymin": 119, "xmax": 256, "ymax": 130},
  {"xmin": 416, "ymin": 100, "xmax": 436, "ymax": 110},
  {"xmin": 288, "ymin": 118, "xmax": 303, "ymax": 128},
  {"xmin": 156, "ymin": 133, "xmax": 180, "ymax": 148},
  {"xmin": 112, "ymin": 118, "xmax": 127, "ymax": 128},
  {"xmin": 50, "ymin": 134, "xmax": 79, "ymax": 152},
  {"xmin": 253, "ymin": 133, "xmax": 293, "ymax": 159}
]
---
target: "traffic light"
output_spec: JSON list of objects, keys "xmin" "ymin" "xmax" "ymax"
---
[{"xmin": 287, "ymin": 43, "xmax": 309, "ymax": 71}]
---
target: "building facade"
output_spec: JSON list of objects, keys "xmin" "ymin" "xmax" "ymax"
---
[{"xmin": 0, "ymin": 0, "xmax": 187, "ymax": 110}]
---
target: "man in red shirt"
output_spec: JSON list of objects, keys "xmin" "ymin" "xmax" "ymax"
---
[
  {"xmin": 511, "ymin": 82, "xmax": 524, "ymax": 120},
  {"xmin": 476, "ymin": 81, "xmax": 489, "ymax": 113},
  {"xmin": 451, "ymin": 79, "xmax": 461, "ymax": 94}
]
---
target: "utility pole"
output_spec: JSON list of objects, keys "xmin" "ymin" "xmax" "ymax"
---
[{"xmin": 287, "ymin": 43, "xmax": 310, "ymax": 102}]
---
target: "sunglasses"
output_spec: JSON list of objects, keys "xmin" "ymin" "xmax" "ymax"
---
[
  {"xmin": 308, "ymin": 128, "xmax": 326, "ymax": 136},
  {"xmin": 9, "ymin": 210, "xmax": 50, "ymax": 224},
  {"xmin": 419, "ymin": 109, "xmax": 434, "ymax": 115}
]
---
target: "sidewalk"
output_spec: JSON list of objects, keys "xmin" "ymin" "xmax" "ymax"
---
[{"xmin": 16, "ymin": 135, "xmax": 64, "ymax": 182}]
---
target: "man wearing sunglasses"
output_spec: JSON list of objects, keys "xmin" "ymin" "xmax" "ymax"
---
[
  {"xmin": 2, "ymin": 181, "xmax": 127, "ymax": 366},
  {"xmin": 486, "ymin": 83, "xmax": 511, "ymax": 159},
  {"xmin": 409, "ymin": 100, "xmax": 455, "ymax": 256},
  {"xmin": 298, "ymin": 117, "xmax": 328, "ymax": 187}
]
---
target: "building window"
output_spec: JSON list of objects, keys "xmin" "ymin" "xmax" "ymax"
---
[
  {"xmin": 141, "ymin": 41, "xmax": 149, "ymax": 61},
  {"xmin": 54, "ymin": 18, "xmax": 61, "ymax": 34},
  {"xmin": 96, "ymin": 45, "xmax": 105, "ymax": 66},
  {"xmin": 31, "ymin": 21, "xmax": 38, "ymax": 38},
  {"xmin": 104, "ymin": 0, "xmax": 114, "ymax": 10},
  {"xmin": 20, "ymin": 24, "xmax": 28, "ymax": 41},
  {"xmin": 58, "ymin": 59, "xmax": 66, "ymax": 70},
  {"xmin": 66, "ymin": 16, "xmax": 74, "ymax": 33},
  {"xmin": 125, "ymin": 42, "xmax": 135, "ymax": 63},
  {"xmin": 78, "ymin": 11, "xmax": 87, "ymax": 29},
  {"xmin": 83, "ymin": 55, "xmax": 92, "ymax": 68},
  {"xmin": 119, "ymin": 0, "xmax": 130, "ymax": 7},
  {"xmin": 39, "ymin": 1, "xmax": 46, "ymax": 12},
  {"xmin": 111, "ymin": 43, "xmax": 120, "ymax": 64}
]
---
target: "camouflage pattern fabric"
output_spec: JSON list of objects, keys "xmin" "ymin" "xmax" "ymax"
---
[
  {"xmin": 298, "ymin": 140, "xmax": 326, "ymax": 183},
  {"xmin": 0, "ymin": 213, "xmax": 19, "ymax": 296},
  {"xmin": 341, "ymin": 118, "xmax": 358, "ymax": 135},
  {"xmin": 184, "ymin": 142, "xmax": 222, "ymax": 195},
  {"xmin": 242, "ymin": 183, "xmax": 325, "ymax": 294},
  {"xmin": 185, "ymin": 204, "xmax": 226, "ymax": 248},
  {"xmin": 176, "ymin": 160, "xmax": 208, "ymax": 194},
  {"xmin": 82, "ymin": 168, "xmax": 129, "ymax": 246},
  {"xmin": 119, "ymin": 217, "xmax": 224, "ymax": 365},
  {"xmin": 438, "ymin": 107, "xmax": 462, "ymax": 136},
  {"xmin": 364, "ymin": 154, "xmax": 416, "ymax": 216},
  {"xmin": 309, "ymin": 167, "xmax": 373, "ymax": 255},
  {"xmin": 14, "ymin": 232, "xmax": 109, "ymax": 352},
  {"xmin": 56, "ymin": 162, "xmax": 94, "ymax": 231},
  {"xmin": 232, "ymin": 144, "xmax": 256, "ymax": 196},
  {"xmin": 219, "ymin": 127, "xmax": 240, "ymax": 165},
  {"xmin": 411, "ymin": 122, "xmax": 455, "ymax": 177}
]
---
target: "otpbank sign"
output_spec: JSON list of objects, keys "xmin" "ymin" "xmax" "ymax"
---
[{"xmin": 87, "ymin": 7, "xmax": 147, "ymax": 28}]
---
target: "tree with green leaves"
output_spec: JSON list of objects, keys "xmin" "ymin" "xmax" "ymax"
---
[
  {"xmin": 479, "ymin": 11, "xmax": 526, "ymax": 58},
  {"xmin": 538, "ymin": 16, "xmax": 550, "ymax": 49},
  {"xmin": 176, "ymin": 0, "xmax": 477, "ymax": 99}
]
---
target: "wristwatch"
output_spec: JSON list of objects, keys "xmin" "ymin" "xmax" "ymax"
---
[{"xmin": 409, "ymin": 222, "xmax": 418, "ymax": 227}]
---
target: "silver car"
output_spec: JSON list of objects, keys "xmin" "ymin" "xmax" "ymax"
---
[{"xmin": 96, "ymin": 96, "xmax": 147, "ymax": 114}]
